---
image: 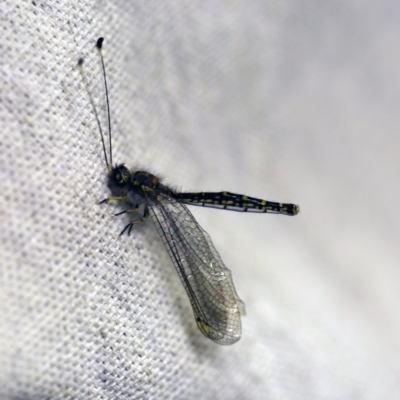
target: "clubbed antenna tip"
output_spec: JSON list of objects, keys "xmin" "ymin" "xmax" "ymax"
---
[
  {"xmin": 96, "ymin": 37, "xmax": 104, "ymax": 50},
  {"xmin": 77, "ymin": 57, "xmax": 84, "ymax": 67}
]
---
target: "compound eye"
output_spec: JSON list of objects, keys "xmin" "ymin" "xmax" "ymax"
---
[{"xmin": 115, "ymin": 172, "xmax": 125, "ymax": 185}]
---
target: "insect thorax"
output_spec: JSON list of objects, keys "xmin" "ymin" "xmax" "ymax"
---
[
  {"xmin": 107, "ymin": 166, "xmax": 172, "ymax": 206},
  {"xmin": 131, "ymin": 171, "xmax": 173, "ymax": 204}
]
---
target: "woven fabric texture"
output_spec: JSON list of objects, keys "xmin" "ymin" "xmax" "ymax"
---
[{"xmin": 1, "ymin": 1, "xmax": 399, "ymax": 399}]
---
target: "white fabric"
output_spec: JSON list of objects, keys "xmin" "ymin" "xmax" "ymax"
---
[{"xmin": 1, "ymin": 1, "xmax": 399, "ymax": 399}]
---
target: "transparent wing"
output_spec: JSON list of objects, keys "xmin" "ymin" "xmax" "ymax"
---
[{"xmin": 146, "ymin": 192, "xmax": 245, "ymax": 345}]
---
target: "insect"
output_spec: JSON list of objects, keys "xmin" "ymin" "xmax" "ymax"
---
[{"xmin": 78, "ymin": 38, "xmax": 299, "ymax": 345}]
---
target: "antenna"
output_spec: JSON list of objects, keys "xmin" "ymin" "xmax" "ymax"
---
[
  {"xmin": 96, "ymin": 37, "xmax": 113, "ymax": 168},
  {"xmin": 77, "ymin": 38, "xmax": 111, "ymax": 171}
]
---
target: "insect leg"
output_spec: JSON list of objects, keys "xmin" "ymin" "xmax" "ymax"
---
[
  {"xmin": 99, "ymin": 195, "xmax": 126, "ymax": 204},
  {"xmin": 114, "ymin": 206, "xmax": 139, "ymax": 216},
  {"xmin": 120, "ymin": 206, "xmax": 150, "ymax": 236}
]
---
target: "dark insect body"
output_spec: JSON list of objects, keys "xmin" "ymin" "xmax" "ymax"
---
[{"xmin": 80, "ymin": 37, "xmax": 299, "ymax": 345}]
